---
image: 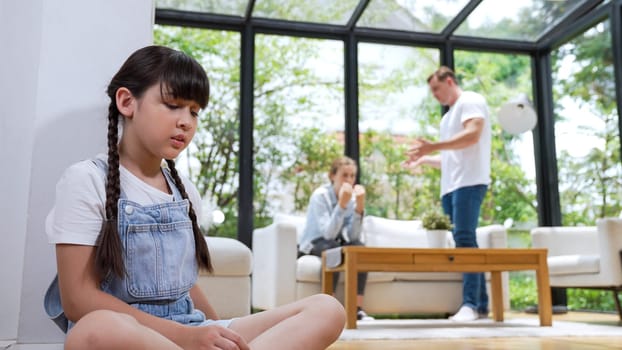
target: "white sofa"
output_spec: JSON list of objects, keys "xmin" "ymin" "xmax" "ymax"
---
[
  {"xmin": 530, "ymin": 218, "xmax": 622, "ymax": 319},
  {"xmin": 197, "ymin": 236, "xmax": 253, "ymax": 318},
  {"xmin": 252, "ymin": 214, "xmax": 509, "ymax": 316}
]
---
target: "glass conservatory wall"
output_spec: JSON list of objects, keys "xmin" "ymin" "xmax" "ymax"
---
[
  {"xmin": 154, "ymin": 25, "xmax": 242, "ymax": 238},
  {"xmin": 455, "ymin": 0, "xmax": 588, "ymax": 41},
  {"xmin": 253, "ymin": 35, "xmax": 345, "ymax": 227},
  {"xmin": 552, "ymin": 19, "xmax": 622, "ymax": 226},
  {"xmin": 454, "ymin": 50, "xmax": 538, "ymax": 229},
  {"xmin": 357, "ymin": 43, "xmax": 439, "ymax": 219},
  {"xmin": 356, "ymin": 0, "xmax": 470, "ymax": 33}
]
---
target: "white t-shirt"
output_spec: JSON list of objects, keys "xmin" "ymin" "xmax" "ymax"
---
[
  {"xmin": 439, "ymin": 91, "xmax": 491, "ymax": 196},
  {"xmin": 45, "ymin": 154, "xmax": 202, "ymax": 246}
]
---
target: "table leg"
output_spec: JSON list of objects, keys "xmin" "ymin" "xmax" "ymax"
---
[
  {"xmin": 490, "ymin": 271, "xmax": 504, "ymax": 322},
  {"xmin": 321, "ymin": 253, "xmax": 332, "ymax": 295},
  {"xmin": 344, "ymin": 251, "xmax": 358, "ymax": 329},
  {"xmin": 536, "ymin": 253, "xmax": 553, "ymax": 326}
]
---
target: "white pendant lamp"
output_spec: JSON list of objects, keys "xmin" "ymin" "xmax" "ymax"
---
[{"xmin": 498, "ymin": 93, "xmax": 537, "ymax": 134}]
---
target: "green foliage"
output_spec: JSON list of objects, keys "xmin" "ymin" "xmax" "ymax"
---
[
  {"xmin": 567, "ymin": 288, "xmax": 617, "ymax": 312},
  {"xmin": 509, "ymin": 272, "xmax": 538, "ymax": 310},
  {"xmin": 154, "ymin": 4, "xmax": 619, "ymax": 275},
  {"xmin": 421, "ymin": 210, "xmax": 452, "ymax": 230},
  {"xmin": 509, "ymin": 272, "xmax": 618, "ymax": 313},
  {"xmin": 553, "ymin": 20, "xmax": 622, "ymax": 226},
  {"xmin": 155, "ymin": 26, "xmax": 241, "ymax": 238},
  {"xmin": 455, "ymin": 51, "xmax": 538, "ymax": 226},
  {"xmin": 280, "ymin": 128, "xmax": 343, "ymax": 212}
]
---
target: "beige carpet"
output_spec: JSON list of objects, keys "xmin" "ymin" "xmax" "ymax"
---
[{"xmin": 339, "ymin": 318, "xmax": 622, "ymax": 340}]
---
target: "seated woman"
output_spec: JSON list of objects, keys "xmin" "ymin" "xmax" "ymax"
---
[{"xmin": 298, "ymin": 156, "xmax": 373, "ymax": 321}]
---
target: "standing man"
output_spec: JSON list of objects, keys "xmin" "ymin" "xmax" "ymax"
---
[{"xmin": 404, "ymin": 66, "xmax": 491, "ymax": 322}]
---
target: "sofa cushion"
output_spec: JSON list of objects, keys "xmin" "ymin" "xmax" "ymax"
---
[
  {"xmin": 296, "ymin": 255, "xmax": 395, "ymax": 283},
  {"xmin": 547, "ymin": 254, "xmax": 600, "ymax": 276},
  {"xmin": 363, "ymin": 216, "xmax": 430, "ymax": 248}
]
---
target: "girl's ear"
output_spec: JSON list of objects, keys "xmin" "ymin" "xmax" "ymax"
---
[{"xmin": 115, "ymin": 87, "xmax": 135, "ymax": 118}]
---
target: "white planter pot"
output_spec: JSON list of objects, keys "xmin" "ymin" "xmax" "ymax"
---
[{"xmin": 426, "ymin": 229, "xmax": 449, "ymax": 248}]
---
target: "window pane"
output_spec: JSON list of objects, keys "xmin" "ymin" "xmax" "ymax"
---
[
  {"xmin": 456, "ymin": 0, "xmax": 585, "ymax": 41},
  {"xmin": 358, "ymin": 43, "xmax": 439, "ymax": 219},
  {"xmin": 254, "ymin": 35, "xmax": 344, "ymax": 226},
  {"xmin": 454, "ymin": 51, "xmax": 537, "ymax": 228},
  {"xmin": 156, "ymin": 0, "xmax": 248, "ymax": 16},
  {"xmin": 358, "ymin": 0, "xmax": 470, "ymax": 33},
  {"xmin": 552, "ymin": 20, "xmax": 622, "ymax": 225},
  {"xmin": 253, "ymin": 0, "xmax": 359, "ymax": 25},
  {"xmin": 154, "ymin": 25, "xmax": 241, "ymax": 238}
]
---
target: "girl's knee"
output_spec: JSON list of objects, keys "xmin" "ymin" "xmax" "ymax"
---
[
  {"xmin": 309, "ymin": 294, "xmax": 345, "ymax": 325},
  {"xmin": 65, "ymin": 310, "xmax": 139, "ymax": 350}
]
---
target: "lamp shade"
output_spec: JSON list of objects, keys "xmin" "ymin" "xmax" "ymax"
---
[{"xmin": 498, "ymin": 93, "xmax": 537, "ymax": 134}]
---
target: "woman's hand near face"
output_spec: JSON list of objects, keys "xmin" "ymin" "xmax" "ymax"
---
[
  {"xmin": 179, "ymin": 325, "xmax": 249, "ymax": 350},
  {"xmin": 353, "ymin": 184, "xmax": 365, "ymax": 214},
  {"xmin": 338, "ymin": 183, "xmax": 353, "ymax": 209}
]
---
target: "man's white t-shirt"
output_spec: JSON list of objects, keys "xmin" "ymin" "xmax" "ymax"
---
[
  {"xmin": 45, "ymin": 154, "xmax": 202, "ymax": 246},
  {"xmin": 439, "ymin": 91, "xmax": 491, "ymax": 196}
]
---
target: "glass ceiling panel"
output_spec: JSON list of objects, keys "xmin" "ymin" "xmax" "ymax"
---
[
  {"xmin": 252, "ymin": 0, "xmax": 360, "ymax": 25},
  {"xmin": 155, "ymin": 0, "xmax": 247, "ymax": 17},
  {"xmin": 357, "ymin": 0, "xmax": 471, "ymax": 33},
  {"xmin": 455, "ymin": 0, "xmax": 586, "ymax": 41}
]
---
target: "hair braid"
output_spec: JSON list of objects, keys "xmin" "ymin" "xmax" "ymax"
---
[
  {"xmin": 95, "ymin": 103, "xmax": 125, "ymax": 278},
  {"xmin": 166, "ymin": 159, "xmax": 213, "ymax": 272}
]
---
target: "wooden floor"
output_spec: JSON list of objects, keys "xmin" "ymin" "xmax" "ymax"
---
[{"xmin": 328, "ymin": 311, "xmax": 622, "ymax": 350}]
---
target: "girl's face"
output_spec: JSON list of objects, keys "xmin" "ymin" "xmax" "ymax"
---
[
  {"xmin": 330, "ymin": 164, "xmax": 357, "ymax": 193},
  {"xmin": 120, "ymin": 83, "xmax": 200, "ymax": 162}
]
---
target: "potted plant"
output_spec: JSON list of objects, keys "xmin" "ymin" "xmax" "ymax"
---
[{"xmin": 421, "ymin": 210, "xmax": 453, "ymax": 248}]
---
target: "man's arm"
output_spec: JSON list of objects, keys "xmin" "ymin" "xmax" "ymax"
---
[
  {"xmin": 433, "ymin": 117, "xmax": 484, "ymax": 151},
  {"xmin": 404, "ymin": 154, "xmax": 441, "ymax": 171},
  {"xmin": 407, "ymin": 117, "xmax": 484, "ymax": 160}
]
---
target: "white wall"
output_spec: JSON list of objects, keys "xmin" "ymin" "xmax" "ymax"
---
[
  {"xmin": 0, "ymin": 0, "xmax": 42, "ymax": 341},
  {"xmin": 0, "ymin": 0, "xmax": 154, "ymax": 344}
]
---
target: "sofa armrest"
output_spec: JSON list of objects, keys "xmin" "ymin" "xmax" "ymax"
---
[
  {"xmin": 476, "ymin": 225, "xmax": 507, "ymax": 248},
  {"xmin": 596, "ymin": 218, "xmax": 622, "ymax": 285},
  {"xmin": 531, "ymin": 226, "xmax": 598, "ymax": 256},
  {"xmin": 205, "ymin": 236, "xmax": 252, "ymax": 276},
  {"xmin": 198, "ymin": 236, "xmax": 252, "ymax": 318},
  {"xmin": 251, "ymin": 222, "xmax": 298, "ymax": 310}
]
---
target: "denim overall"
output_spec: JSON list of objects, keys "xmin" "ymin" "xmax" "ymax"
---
[{"xmin": 44, "ymin": 159, "xmax": 230, "ymax": 332}]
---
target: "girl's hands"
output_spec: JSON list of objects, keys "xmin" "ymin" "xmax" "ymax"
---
[{"xmin": 180, "ymin": 325, "xmax": 249, "ymax": 350}]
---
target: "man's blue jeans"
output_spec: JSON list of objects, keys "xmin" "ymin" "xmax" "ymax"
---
[{"xmin": 442, "ymin": 184, "xmax": 489, "ymax": 314}]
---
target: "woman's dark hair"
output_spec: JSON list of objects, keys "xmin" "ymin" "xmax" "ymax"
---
[{"xmin": 95, "ymin": 45, "xmax": 212, "ymax": 279}]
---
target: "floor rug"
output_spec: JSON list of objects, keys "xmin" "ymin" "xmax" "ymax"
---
[{"xmin": 339, "ymin": 318, "xmax": 622, "ymax": 340}]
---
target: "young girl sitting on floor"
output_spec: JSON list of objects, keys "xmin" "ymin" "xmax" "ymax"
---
[{"xmin": 44, "ymin": 45, "xmax": 344, "ymax": 350}]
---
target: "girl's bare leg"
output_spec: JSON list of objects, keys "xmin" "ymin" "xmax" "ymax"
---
[
  {"xmin": 230, "ymin": 294, "xmax": 345, "ymax": 350},
  {"xmin": 65, "ymin": 310, "xmax": 182, "ymax": 350}
]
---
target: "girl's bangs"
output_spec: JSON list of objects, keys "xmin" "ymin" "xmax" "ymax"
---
[{"xmin": 160, "ymin": 53, "xmax": 209, "ymax": 108}]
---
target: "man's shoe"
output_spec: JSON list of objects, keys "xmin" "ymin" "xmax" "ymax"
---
[
  {"xmin": 449, "ymin": 305, "xmax": 478, "ymax": 322},
  {"xmin": 356, "ymin": 307, "xmax": 374, "ymax": 321}
]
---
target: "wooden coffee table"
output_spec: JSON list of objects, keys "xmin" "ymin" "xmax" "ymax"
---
[{"xmin": 321, "ymin": 247, "xmax": 552, "ymax": 329}]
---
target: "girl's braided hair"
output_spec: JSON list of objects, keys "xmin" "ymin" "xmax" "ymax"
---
[{"xmin": 95, "ymin": 45, "xmax": 212, "ymax": 279}]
